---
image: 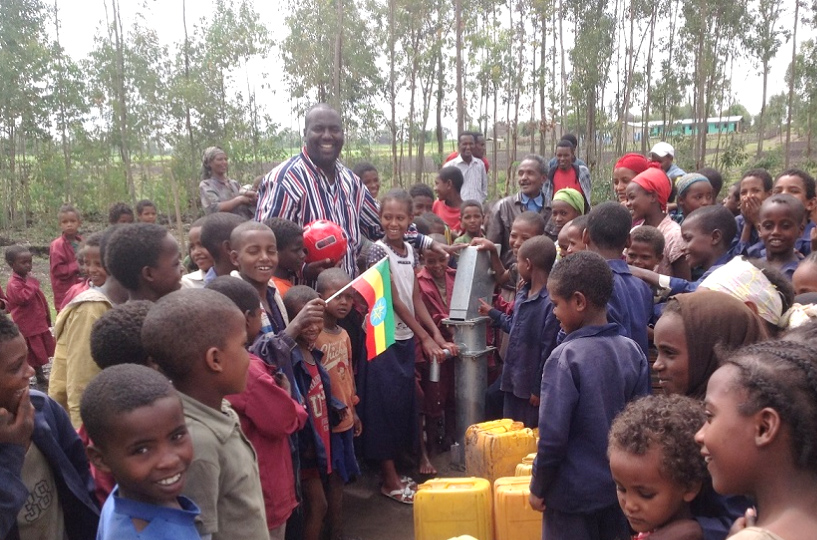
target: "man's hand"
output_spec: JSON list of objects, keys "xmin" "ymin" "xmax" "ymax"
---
[
  {"xmin": 529, "ymin": 493, "xmax": 545, "ymax": 512},
  {"xmin": 0, "ymin": 387, "xmax": 34, "ymax": 446},
  {"xmin": 303, "ymin": 259, "xmax": 337, "ymax": 282},
  {"xmin": 284, "ymin": 298, "xmax": 325, "ymax": 339}
]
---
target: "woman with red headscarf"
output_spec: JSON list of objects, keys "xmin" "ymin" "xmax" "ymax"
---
[
  {"xmin": 625, "ymin": 167, "xmax": 692, "ymax": 280},
  {"xmin": 612, "ymin": 153, "xmax": 653, "ymax": 203}
]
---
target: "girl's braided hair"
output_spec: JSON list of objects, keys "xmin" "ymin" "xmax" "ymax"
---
[{"xmin": 724, "ymin": 340, "xmax": 817, "ymax": 474}]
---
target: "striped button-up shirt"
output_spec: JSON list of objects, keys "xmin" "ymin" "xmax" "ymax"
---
[{"xmin": 255, "ymin": 149, "xmax": 427, "ymax": 279}]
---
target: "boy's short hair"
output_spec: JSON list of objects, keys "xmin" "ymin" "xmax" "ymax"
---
[
  {"xmin": 609, "ymin": 394, "xmax": 707, "ymax": 491},
  {"xmin": 142, "ymin": 289, "xmax": 243, "ymax": 382},
  {"xmin": 513, "ymin": 211, "xmax": 547, "ymax": 235},
  {"xmin": 353, "ymin": 162, "xmax": 377, "ymax": 179},
  {"xmin": 105, "ymin": 224, "xmax": 171, "ymax": 291},
  {"xmin": 4, "ymin": 245, "xmax": 29, "ymax": 267},
  {"xmin": 741, "ymin": 168, "xmax": 773, "ymax": 192},
  {"xmin": 518, "ymin": 236, "xmax": 557, "ymax": 273},
  {"xmin": 108, "ymin": 202, "xmax": 134, "ymax": 224},
  {"xmin": 761, "ymin": 193, "xmax": 806, "ymax": 224},
  {"xmin": 58, "ymin": 204, "xmax": 80, "ymax": 220},
  {"xmin": 630, "ymin": 226, "xmax": 665, "ymax": 257},
  {"xmin": 556, "ymin": 138, "xmax": 575, "ymax": 152},
  {"xmin": 316, "ymin": 268, "xmax": 351, "ymax": 296},
  {"xmin": 200, "ymin": 213, "xmax": 245, "ymax": 261},
  {"xmin": 230, "ymin": 221, "xmax": 273, "ymax": 252},
  {"xmin": 83, "ymin": 232, "xmax": 103, "ymax": 249},
  {"xmin": 80, "ymin": 364, "xmax": 175, "ymax": 448},
  {"xmin": 549, "ymin": 251, "xmax": 613, "ymax": 307},
  {"xmin": 586, "ymin": 202, "xmax": 632, "ymax": 251},
  {"xmin": 778, "ymin": 168, "xmax": 816, "ymax": 199},
  {"xmin": 697, "ymin": 167, "xmax": 723, "ymax": 197},
  {"xmin": 420, "ymin": 212, "xmax": 446, "ymax": 234},
  {"xmin": 91, "ymin": 300, "xmax": 154, "ymax": 369},
  {"xmin": 409, "ymin": 183, "xmax": 434, "ymax": 200},
  {"xmin": 190, "ymin": 216, "xmax": 207, "ymax": 229},
  {"xmin": 438, "ymin": 167, "xmax": 464, "ymax": 194},
  {"xmin": 98, "ymin": 225, "xmax": 122, "ymax": 273},
  {"xmin": 683, "ymin": 205, "xmax": 738, "ymax": 248},
  {"xmin": 0, "ymin": 316, "xmax": 21, "ymax": 345},
  {"xmin": 283, "ymin": 285, "xmax": 320, "ymax": 321},
  {"xmin": 136, "ymin": 199, "xmax": 156, "ymax": 214},
  {"xmin": 566, "ymin": 214, "xmax": 589, "ymax": 234},
  {"xmin": 264, "ymin": 217, "xmax": 303, "ymax": 250},
  {"xmin": 412, "ymin": 216, "xmax": 430, "ymax": 235},
  {"xmin": 206, "ymin": 276, "xmax": 261, "ymax": 314},
  {"xmin": 460, "ymin": 199, "xmax": 484, "ymax": 215}
]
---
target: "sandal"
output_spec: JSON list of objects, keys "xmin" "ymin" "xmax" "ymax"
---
[
  {"xmin": 401, "ymin": 475, "xmax": 419, "ymax": 488},
  {"xmin": 381, "ymin": 484, "xmax": 415, "ymax": 505}
]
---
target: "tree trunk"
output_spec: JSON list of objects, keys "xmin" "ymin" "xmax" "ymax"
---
[
  {"xmin": 558, "ymin": 0, "xmax": 567, "ymax": 133},
  {"xmin": 757, "ymin": 60, "xmax": 769, "ymax": 157},
  {"xmin": 110, "ymin": 0, "xmax": 135, "ymax": 202},
  {"xmin": 455, "ymin": 0, "xmax": 464, "ymax": 134},
  {"xmin": 389, "ymin": 0, "xmax": 399, "ymax": 184},
  {"xmin": 642, "ymin": 4, "xmax": 656, "ymax": 154},
  {"xmin": 332, "ymin": 0, "xmax": 343, "ymax": 111},
  {"xmin": 182, "ymin": 0, "xmax": 197, "ymax": 205},
  {"xmin": 785, "ymin": 0, "xmax": 799, "ymax": 168}
]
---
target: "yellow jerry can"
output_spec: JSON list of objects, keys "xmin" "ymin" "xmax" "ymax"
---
[
  {"xmin": 493, "ymin": 476, "xmax": 542, "ymax": 540},
  {"xmin": 465, "ymin": 420, "xmax": 537, "ymax": 484},
  {"xmin": 414, "ymin": 477, "xmax": 493, "ymax": 540}
]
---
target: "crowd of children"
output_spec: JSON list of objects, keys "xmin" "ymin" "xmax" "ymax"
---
[{"xmin": 1, "ymin": 144, "xmax": 817, "ymax": 540}]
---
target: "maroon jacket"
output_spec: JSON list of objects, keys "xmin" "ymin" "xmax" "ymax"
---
[
  {"xmin": 6, "ymin": 273, "xmax": 51, "ymax": 337},
  {"xmin": 226, "ymin": 353, "xmax": 308, "ymax": 529},
  {"xmin": 49, "ymin": 234, "xmax": 82, "ymax": 310},
  {"xmin": 417, "ymin": 266, "xmax": 456, "ymax": 341}
]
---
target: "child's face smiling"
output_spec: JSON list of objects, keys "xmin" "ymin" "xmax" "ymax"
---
[
  {"xmin": 433, "ymin": 177, "xmax": 452, "ymax": 201},
  {"xmin": 361, "ymin": 170, "xmax": 380, "ymax": 199},
  {"xmin": 626, "ymin": 241, "xmax": 661, "ymax": 271},
  {"xmin": 233, "ymin": 229, "xmax": 278, "ymax": 285},
  {"xmin": 550, "ymin": 201, "xmax": 581, "ymax": 233},
  {"xmin": 758, "ymin": 202, "xmax": 803, "ymax": 257},
  {"xmin": 460, "ymin": 206, "xmax": 483, "ymax": 237},
  {"xmin": 188, "ymin": 227, "xmax": 213, "ymax": 273},
  {"xmin": 652, "ymin": 312, "xmax": 689, "ymax": 395},
  {"xmin": 610, "ymin": 445, "xmax": 698, "ymax": 533},
  {"xmin": 695, "ymin": 365, "xmax": 757, "ymax": 496},
  {"xmin": 10, "ymin": 252, "xmax": 32, "ymax": 278},
  {"xmin": 613, "ymin": 167, "xmax": 637, "ymax": 203},
  {"xmin": 509, "ymin": 220, "xmax": 540, "ymax": 258},
  {"xmin": 95, "ymin": 396, "xmax": 193, "ymax": 507},
  {"xmin": 625, "ymin": 183, "xmax": 654, "ymax": 221},
  {"xmin": 85, "ymin": 247, "xmax": 107, "ymax": 288},
  {"xmin": 547, "ymin": 286, "xmax": 583, "ymax": 334},
  {"xmin": 739, "ymin": 176, "xmax": 769, "ymax": 209},
  {"xmin": 680, "ymin": 219, "xmax": 716, "ymax": 269},
  {"xmin": 679, "ymin": 182, "xmax": 714, "ymax": 216},
  {"xmin": 380, "ymin": 200, "xmax": 412, "ymax": 245},
  {"xmin": 0, "ymin": 334, "xmax": 34, "ymax": 413},
  {"xmin": 773, "ymin": 174, "xmax": 814, "ymax": 211},
  {"xmin": 59, "ymin": 211, "xmax": 80, "ymax": 237},
  {"xmin": 423, "ymin": 250, "xmax": 449, "ymax": 281}
]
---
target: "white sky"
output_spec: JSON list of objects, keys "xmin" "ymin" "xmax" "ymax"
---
[{"xmin": 50, "ymin": 0, "xmax": 815, "ymax": 131}]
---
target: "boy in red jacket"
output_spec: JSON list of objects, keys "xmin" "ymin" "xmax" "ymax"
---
[{"xmin": 49, "ymin": 204, "xmax": 83, "ymax": 311}]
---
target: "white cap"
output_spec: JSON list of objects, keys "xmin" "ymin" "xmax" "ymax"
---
[{"xmin": 650, "ymin": 142, "xmax": 675, "ymax": 158}]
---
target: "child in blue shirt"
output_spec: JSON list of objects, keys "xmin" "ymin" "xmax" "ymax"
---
[
  {"xmin": 530, "ymin": 251, "xmax": 650, "ymax": 540},
  {"xmin": 756, "ymin": 194, "xmax": 805, "ymax": 280},
  {"xmin": 478, "ymin": 236, "xmax": 561, "ymax": 428},
  {"xmin": 583, "ymin": 202, "xmax": 653, "ymax": 355},
  {"xmin": 82, "ymin": 364, "xmax": 200, "ymax": 540}
]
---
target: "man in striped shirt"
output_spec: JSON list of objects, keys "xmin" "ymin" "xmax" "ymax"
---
[{"xmin": 255, "ymin": 104, "xmax": 446, "ymax": 281}]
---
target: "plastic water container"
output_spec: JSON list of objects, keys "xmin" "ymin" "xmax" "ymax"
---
[
  {"xmin": 414, "ymin": 478, "xmax": 493, "ymax": 540},
  {"xmin": 465, "ymin": 420, "xmax": 537, "ymax": 484},
  {"xmin": 515, "ymin": 453, "xmax": 537, "ymax": 476},
  {"xmin": 493, "ymin": 476, "xmax": 542, "ymax": 540}
]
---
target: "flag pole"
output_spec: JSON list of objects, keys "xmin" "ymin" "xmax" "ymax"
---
[{"xmin": 324, "ymin": 256, "xmax": 388, "ymax": 304}]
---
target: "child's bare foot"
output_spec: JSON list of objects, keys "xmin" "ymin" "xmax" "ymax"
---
[{"xmin": 419, "ymin": 455, "xmax": 437, "ymax": 476}]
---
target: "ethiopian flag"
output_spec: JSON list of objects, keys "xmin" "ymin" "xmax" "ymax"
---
[{"xmin": 347, "ymin": 257, "xmax": 396, "ymax": 360}]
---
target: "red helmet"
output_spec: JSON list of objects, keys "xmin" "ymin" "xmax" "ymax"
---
[{"xmin": 302, "ymin": 220, "xmax": 348, "ymax": 264}]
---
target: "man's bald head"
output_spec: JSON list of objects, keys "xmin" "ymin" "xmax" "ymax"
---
[{"xmin": 304, "ymin": 104, "xmax": 344, "ymax": 170}]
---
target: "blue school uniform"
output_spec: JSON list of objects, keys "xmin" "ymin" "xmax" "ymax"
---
[
  {"xmin": 487, "ymin": 283, "xmax": 560, "ymax": 428},
  {"xmin": 531, "ymin": 323, "xmax": 650, "ymax": 540},
  {"xmin": 668, "ymin": 252, "xmax": 733, "ymax": 295},
  {"xmin": 606, "ymin": 259, "xmax": 653, "ymax": 355},
  {"xmin": 96, "ymin": 488, "xmax": 201, "ymax": 540}
]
